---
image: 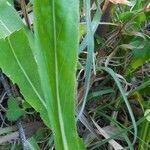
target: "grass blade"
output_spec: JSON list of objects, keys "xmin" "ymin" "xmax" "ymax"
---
[{"xmin": 98, "ymin": 67, "xmax": 137, "ymax": 144}]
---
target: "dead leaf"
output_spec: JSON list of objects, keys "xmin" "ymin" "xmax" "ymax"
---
[
  {"xmin": 108, "ymin": 0, "xmax": 132, "ymax": 6},
  {"xmin": 92, "ymin": 118, "xmax": 124, "ymax": 150},
  {"xmin": 145, "ymin": 3, "xmax": 150, "ymax": 11}
]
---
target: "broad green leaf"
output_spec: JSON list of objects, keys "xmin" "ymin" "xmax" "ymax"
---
[
  {"xmin": 0, "ymin": 0, "xmax": 24, "ymax": 38},
  {"xmin": 30, "ymin": 0, "xmax": 34, "ymax": 4},
  {"xmin": 6, "ymin": 0, "xmax": 13, "ymax": 5},
  {"xmin": 118, "ymin": 11, "xmax": 146, "ymax": 28},
  {"xmin": 0, "ymin": 29, "xmax": 50, "ymax": 128},
  {"xmin": 6, "ymin": 97, "xmax": 24, "ymax": 121},
  {"xmin": 34, "ymin": 0, "xmax": 84, "ymax": 149},
  {"xmin": 27, "ymin": 137, "xmax": 40, "ymax": 150},
  {"xmin": 131, "ymin": 38, "xmax": 150, "ymax": 69},
  {"xmin": 118, "ymin": 11, "xmax": 134, "ymax": 22}
]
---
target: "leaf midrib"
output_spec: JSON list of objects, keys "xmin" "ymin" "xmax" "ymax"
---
[{"xmin": 51, "ymin": 1, "xmax": 68, "ymax": 149}]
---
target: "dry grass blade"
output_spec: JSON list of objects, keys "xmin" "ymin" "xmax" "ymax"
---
[{"xmin": 92, "ymin": 118, "xmax": 123, "ymax": 150}]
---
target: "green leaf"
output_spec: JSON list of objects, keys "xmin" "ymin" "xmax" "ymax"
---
[
  {"xmin": 34, "ymin": 0, "xmax": 84, "ymax": 149},
  {"xmin": 29, "ymin": 0, "xmax": 34, "ymax": 4},
  {"xmin": 0, "ymin": 29, "xmax": 50, "ymax": 128},
  {"xmin": 79, "ymin": 23, "xmax": 86, "ymax": 38},
  {"xmin": 131, "ymin": 38, "xmax": 150, "ymax": 69},
  {"xmin": 6, "ymin": 0, "xmax": 14, "ymax": 6},
  {"xmin": 6, "ymin": 97, "xmax": 24, "ymax": 121},
  {"xmin": 118, "ymin": 11, "xmax": 134, "ymax": 22},
  {"xmin": 27, "ymin": 137, "xmax": 40, "ymax": 150},
  {"xmin": 0, "ymin": 0, "xmax": 24, "ymax": 38},
  {"xmin": 145, "ymin": 109, "xmax": 150, "ymax": 122}
]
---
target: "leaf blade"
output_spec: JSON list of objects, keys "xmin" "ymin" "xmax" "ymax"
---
[
  {"xmin": 0, "ymin": 29, "xmax": 50, "ymax": 128},
  {"xmin": 0, "ymin": 0, "xmax": 24, "ymax": 38},
  {"xmin": 34, "ymin": 0, "xmax": 83, "ymax": 149}
]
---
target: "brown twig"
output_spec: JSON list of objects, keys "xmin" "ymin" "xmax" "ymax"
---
[
  {"xmin": 20, "ymin": 0, "xmax": 31, "ymax": 29},
  {"xmin": 96, "ymin": 0, "xmax": 113, "ymax": 38}
]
